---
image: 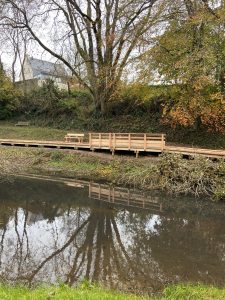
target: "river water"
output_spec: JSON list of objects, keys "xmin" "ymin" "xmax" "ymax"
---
[{"xmin": 0, "ymin": 175, "xmax": 225, "ymax": 293}]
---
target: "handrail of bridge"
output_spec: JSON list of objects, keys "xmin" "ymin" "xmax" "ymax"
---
[{"xmin": 88, "ymin": 132, "xmax": 166, "ymax": 151}]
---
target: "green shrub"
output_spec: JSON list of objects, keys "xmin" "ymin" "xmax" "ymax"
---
[
  {"xmin": 18, "ymin": 81, "xmax": 93, "ymax": 121},
  {"xmin": 50, "ymin": 151, "xmax": 65, "ymax": 161},
  {"xmin": 0, "ymin": 64, "xmax": 21, "ymax": 119}
]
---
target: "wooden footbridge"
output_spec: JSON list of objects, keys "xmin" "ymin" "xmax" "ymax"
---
[{"xmin": 0, "ymin": 132, "xmax": 224, "ymax": 159}]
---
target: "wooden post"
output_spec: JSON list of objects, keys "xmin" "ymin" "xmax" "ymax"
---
[
  {"xmin": 161, "ymin": 134, "xmax": 165, "ymax": 151},
  {"xmin": 89, "ymin": 182, "xmax": 92, "ymax": 198},
  {"xmin": 114, "ymin": 133, "xmax": 116, "ymax": 150},
  {"xmin": 112, "ymin": 188, "xmax": 115, "ymax": 203},
  {"xmin": 109, "ymin": 187, "xmax": 112, "ymax": 202},
  {"xmin": 127, "ymin": 189, "xmax": 130, "ymax": 205},
  {"xmin": 128, "ymin": 133, "xmax": 131, "ymax": 150},
  {"xmin": 98, "ymin": 184, "xmax": 101, "ymax": 200},
  {"xmin": 160, "ymin": 203, "xmax": 163, "ymax": 212},
  {"xmin": 109, "ymin": 133, "xmax": 112, "ymax": 149},
  {"xmin": 89, "ymin": 133, "xmax": 92, "ymax": 148},
  {"xmin": 99, "ymin": 133, "xmax": 101, "ymax": 148},
  {"xmin": 144, "ymin": 133, "xmax": 147, "ymax": 151}
]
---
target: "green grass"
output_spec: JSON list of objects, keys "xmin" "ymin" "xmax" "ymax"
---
[
  {"xmin": 0, "ymin": 284, "xmax": 224, "ymax": 300},
  {"xmin": 162, "ymin": 284, "xmax": 225, "ymax": 300},
  {"xmin": 0, "ymin": 285, "xmax": 148, "ymax": 300},
  {"xmin": 0, "ymin": 123, "xmax": 66, "ymax": 141},
  {"xmin": 0, "ymin": 147, "xmax": 225, "ymax": 201},
  {"xmin": 0, "ymin": 121, "xmax": 224, "ymax": 149}
]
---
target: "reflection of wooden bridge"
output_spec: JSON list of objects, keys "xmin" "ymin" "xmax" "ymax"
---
[
  {"xmin": 15, "ymin": 174, "xmax": 163, "ymax": 212},
  {"xmin": 0, "ymin": 217, "xmax": 4, "ymax": 226},
  {"xmin": 88, "ymin": 182, "xmax": 163, "ymax": 212},
  {"xmin": 0, "ymin": 132, "xmax": 225, "ymax": 158}
]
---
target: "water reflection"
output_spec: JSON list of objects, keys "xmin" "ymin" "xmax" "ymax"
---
[{"xmin": 0, "ymin": 176, "xmax": 225, "ymax": 293}]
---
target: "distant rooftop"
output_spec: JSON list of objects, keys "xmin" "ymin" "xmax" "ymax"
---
[{"xmin": 28, "ymin": 56, "xmax": 67, "ymax": 78}]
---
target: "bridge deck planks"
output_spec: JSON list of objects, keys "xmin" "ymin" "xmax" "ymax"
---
[
  {"xmin": 165, "ymin": 146, "xmax": 225, "ymax": 159},
  {"xmin": 0, "ymin": 139, "xmax": 90, "ymax": 149},
  {"xmin": 0, "ymin": 135, "xmax": 224, "ymax": 159}
]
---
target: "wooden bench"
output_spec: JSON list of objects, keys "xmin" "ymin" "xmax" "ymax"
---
[
  {"xmin": 65, "ymin": 133, "xmax": 84, "ymax": 143},
  {"xmin": 15, "ymin": 122, "xmax": 30, "ymax": 127}
]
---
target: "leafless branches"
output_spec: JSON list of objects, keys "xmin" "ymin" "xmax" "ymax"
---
[{"xmin": 0, "ymin": 0, "xmax": 166, "ymax": 113}]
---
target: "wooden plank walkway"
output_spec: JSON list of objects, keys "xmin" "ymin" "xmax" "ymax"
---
[
  {"xmin": 0, "ymin": 133, "xmax": 165, "ymax": 152},
  {"xmin": 165, "ymin": 146, "xmax": 225, "ymax": 159},
  {"xmin": 0, "ymin": 138, "xmax": 90, "ymax": 149},
  {"xmin": 0, "ymin": 132, "xmax": 224, "ymax": 159}
]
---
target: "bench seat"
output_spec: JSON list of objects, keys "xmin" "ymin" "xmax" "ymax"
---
[
  {"xmin": 65, "ymin": 133, "xmax": 85, "ymax": 143},
  {"xmin": 15, "ymin": 122, "xmax": 30, "ymax": 127}
]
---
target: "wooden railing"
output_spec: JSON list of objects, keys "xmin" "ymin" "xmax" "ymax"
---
[
  {"xmin": 89, "ymin": 133, "xmax": 166, "ymax": 152},
  {"xmin": 89, "ymin": 182, "xmax": 163, "ymax": 211}
]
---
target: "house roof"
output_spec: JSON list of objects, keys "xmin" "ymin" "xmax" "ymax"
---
[{"xmin": 28, "ymin": 56, "xmax": 67, "ymax": 78}]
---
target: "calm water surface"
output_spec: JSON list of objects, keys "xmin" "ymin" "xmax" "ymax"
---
[{"xmin": 0, "ymin": 176, "xmax": 225, "ymax": 293}]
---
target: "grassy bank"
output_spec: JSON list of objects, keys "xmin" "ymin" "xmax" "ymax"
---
[
  {"xmin": 0, "ymin": 284, "xmax": 225, "ymax": 300},
  {"xmin": 1, "ymin": 119, "xmax": 225, "ymax": 149},
  {"xmin": 162, "ymin": 284, "xmax": 225, "ymax": 300},
  {"xmin": 0, "ymin": 123, "xmax": 224, "ymax": 201},
  {"xmin": 0, "ymin": 146, "xmax": 224, "ymax": 201},
  {"xmin": 0, "ymin": 285, "xmax": 147, "ymax": 300},
  {"xmin": 0, "ymin": 123, "xmax": 66, "ymax": 140}
]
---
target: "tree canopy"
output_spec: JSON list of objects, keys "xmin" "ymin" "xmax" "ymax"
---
[{"xmin": 138, "ymin": 0, "xmax": 225, "ymax": 132}]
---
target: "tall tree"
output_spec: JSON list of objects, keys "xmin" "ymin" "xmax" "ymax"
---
[
  {"xmin": 138, "ymin": 0, "xmax": 225, "ymax": 132},
  {"xmin": 0, "ymin": 0, "xmax": 166, "ymax": 115}
]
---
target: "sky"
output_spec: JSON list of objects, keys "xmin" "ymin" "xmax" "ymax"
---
[{"xmin": 0, "ymin": 29, "xmax": 61, "ymax": 81}]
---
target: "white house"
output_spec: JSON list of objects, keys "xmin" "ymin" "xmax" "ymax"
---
[{"xmin": 20, "ymin": 56, "xmax": 68, "ymax": 90}]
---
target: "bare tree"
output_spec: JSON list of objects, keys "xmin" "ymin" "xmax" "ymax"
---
[
  {"xmin": 0, "ymin": 0, "xmax": 166, "ymax": 114},
  {"xmin": 0, "ymin": 24, "xmax": 30, "ymax": 83}
]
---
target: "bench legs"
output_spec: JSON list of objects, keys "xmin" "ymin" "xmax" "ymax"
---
[{"xmin": 65, "ymin": 138, "xmax": 83, "ymax": 143}]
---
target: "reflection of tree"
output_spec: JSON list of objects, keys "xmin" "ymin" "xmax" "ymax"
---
[
  {"xmin": 0, "ymin": 224, "xmax": 7, "ymax": 271},
  {"xmin": 14, "ymin": 207, "xmax": 30, "ymax": 273},
  {"xmin": 121, "ymin": 212, "xmax": 225, "ymax": 287},
  {"xmin": 148, "ymin": 215, "xmax": 225, "ymax": 285},
  {"xmin": 65, "ymin": 208, "xmax": 149, "ymax": 289},
  {"xmin": 23, "ymin": 216, "xmax": 90, "ymax": 285},
  {"xmin": 0, "ymin": 188, "xmax": 225, "ymax": 293},
  {"xmin": 0, "ymin": 203, "xmax": 16, "ymax": 271},
  {"xmin": 0, "ymin": 200, "xmax": 163, "ymax": 292}
]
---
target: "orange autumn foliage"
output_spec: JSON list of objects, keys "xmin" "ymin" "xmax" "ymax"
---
[{"xmin": 162, "ymin": 88, "xmax": 225, "ymax": 133}]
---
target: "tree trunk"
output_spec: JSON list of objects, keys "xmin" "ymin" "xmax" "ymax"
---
[
  {"xmin": 93, "ymin": 74, "xmax": 117, "ymax": 116},
  {"xmin": 100, "ymin": 97, "xmax": 107, "ymax": 116},
  {"xmin": 93, "ymin": 88, "xmax": 108, "ymax": 116}
]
